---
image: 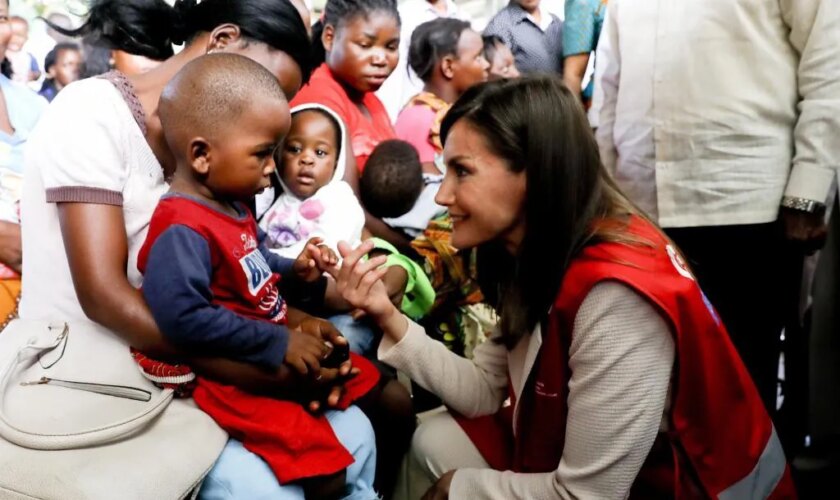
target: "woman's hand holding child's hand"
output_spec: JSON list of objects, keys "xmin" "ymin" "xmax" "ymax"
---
[
  {"xmin": 347, "ymin": 254, "xmax": 407, "ymax": 320},
  {"xmin": 329, "ymin": 241, "xmax": 409, "ymax": 344},
  {"xmin": 293, "ymin": 237, "xmax": 339, "ymax": 282},
  {"xmin": 329, "ymin": 241, "xmax": 393, "ymax": 322}
]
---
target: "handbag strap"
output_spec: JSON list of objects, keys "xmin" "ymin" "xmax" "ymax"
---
[{"xmin": 0, "ymin": 322, "xmax": 174, "ymax": 450}]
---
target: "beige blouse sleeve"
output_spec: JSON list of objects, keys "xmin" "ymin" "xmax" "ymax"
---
[{"xmin": 378, "ymin": 319, "xmax": 509, "ymax": 418}]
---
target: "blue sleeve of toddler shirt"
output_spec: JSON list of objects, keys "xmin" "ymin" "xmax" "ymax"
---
[{"xmin": 142, "ymin": 225, "xmax": 289, "ymax": 369}]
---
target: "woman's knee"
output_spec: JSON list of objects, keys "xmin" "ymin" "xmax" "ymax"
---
[{"xmin": 411, "ymin": 412, "xmax": 486, "ymax": 480}]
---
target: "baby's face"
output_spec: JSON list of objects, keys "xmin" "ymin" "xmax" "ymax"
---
[
  {"xmin": 280, "ymin": 110, "xmax": 339, "ymax": 199},
  {"xmin": 205, "ymin": 96, "xmax": 290, "ymax": 201}
]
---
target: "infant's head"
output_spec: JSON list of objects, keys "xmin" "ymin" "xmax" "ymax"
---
[
  {"xmin": 360, "ymin": 140, "xmax": 424, "ymax": 219},
  {"xmin": 278, "ymin": 107, "xmax": 342, "ymax": 200}
]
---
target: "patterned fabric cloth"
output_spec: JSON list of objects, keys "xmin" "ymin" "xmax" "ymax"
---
[
  {"xmin": 411, "ymin": 213, "xmax": 484, "ymax": 354},
  {"xmin": 0, "ymin": 278, "xmax": 21, "ymax": 332},
  {"xmin": 484, "ymin": 2, "xmax": 564, "ymax": 74},
  {"xmin": 404, "ymin": 92, "xmax": 450, "ymax": 154},
  {"xmin": 563, "ymin": 0, "xmax": 608, "ymax": 102}
]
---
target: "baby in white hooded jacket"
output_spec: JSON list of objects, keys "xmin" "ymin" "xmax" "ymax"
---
[{"xmin": 259, "ymin": 104, "xmax": 364, "ymax": 258}]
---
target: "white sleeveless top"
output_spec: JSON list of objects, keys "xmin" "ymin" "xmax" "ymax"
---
[{"xmin": 20, "ymin": 74, "xmax": 167, "ymax": 320}]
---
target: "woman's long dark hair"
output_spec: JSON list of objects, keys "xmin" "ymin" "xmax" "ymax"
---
[
  {"xmin": 48, "ymin": 0, "xmax": 312, "ymax": 80},
  {"xmin": 310, "ymin": 0, "xmax": 400, "ymax": 67},
  {"xmin": 441, "ymin": 75, "xmax": 640, "ymax": 348},
  {"xmin": 80, "ymin": 40, "xmax": 114, "ymax": 78},
  {"xmin": 408, "ymin": 18, "xmax": 471, "ymax": 82}
]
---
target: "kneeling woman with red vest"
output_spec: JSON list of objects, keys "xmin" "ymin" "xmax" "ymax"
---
[{"xmin": 331, "ymin": 75, "xmax": 796, "ymax": 499}]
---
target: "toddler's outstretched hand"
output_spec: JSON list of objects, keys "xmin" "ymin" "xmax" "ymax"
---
[{"xmin": 293, "ymin": 237, "xmax": 339, "ymax": 282}]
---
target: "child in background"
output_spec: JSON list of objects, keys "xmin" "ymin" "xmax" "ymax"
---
[
  {"xmin": 359, "ymin": 138, "xmax": 485, "ymax": 357},
  {"xmin": 260, "ymin": 104, "xmax": 363, "ymax": 259},
  {"xmin": 7, "ymin": 16, "xmax": 39, "ymax": 84},
  {"xmin": 483, "ymin": 35, "xmax": 520, "ymax": 80},
  {"xmin": 359, "ymin": 139, "xmax": 435, "ymax": 322},
  {"xmin": 38, "ymin": 43, "xmax": 81, "ymax": 102},
  {"xmin": 359, "ymin": 139, "xmax": 423, "ymax": 220},
  {"xmin": 135, "ymin": 54, "xmax": 380, "ymax": 499},
  {"xmin": 260, "ymin": 111, "xmax": 432, "ymax": 353},
  {"xmin": 257, "ymin": 101, "xmax": 414, "ymax": 498}
]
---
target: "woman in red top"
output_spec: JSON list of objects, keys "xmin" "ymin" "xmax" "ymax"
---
[{"xmin": 291, "ymin": 0, "xmax": 400, "ymax": 174}]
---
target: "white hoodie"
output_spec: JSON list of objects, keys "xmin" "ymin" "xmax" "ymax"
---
[{"xmin": 258, "ymin": 104, "xmax": 365, "ymax": 259}]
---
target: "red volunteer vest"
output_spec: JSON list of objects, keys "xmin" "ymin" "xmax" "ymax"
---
[{"xmin": 457, "ymin": 217, "xmax": 796, "ymax": 499}]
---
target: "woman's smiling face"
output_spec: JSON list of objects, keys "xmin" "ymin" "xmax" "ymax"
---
[{"xmin": 436, "ymin": 119, "xmax": 527, "ymax": 253}]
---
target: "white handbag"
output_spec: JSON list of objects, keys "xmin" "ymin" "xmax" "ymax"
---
[{"xmin": 0, "ymin": 319, "xmax": 228, "ymax": 499}]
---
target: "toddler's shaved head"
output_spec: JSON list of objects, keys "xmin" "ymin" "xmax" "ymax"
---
[{"xmin": 159, "ymin": 53, "xmax": 287, "ymax": 160}]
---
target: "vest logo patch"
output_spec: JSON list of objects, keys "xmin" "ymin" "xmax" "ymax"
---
[
  {"xmin": 666, "ymin": 244, "xmax": 694, "ymax": 281},
  {"xmin": 239, "ymin": 249, "xmax": 272, "ymax": 296}
]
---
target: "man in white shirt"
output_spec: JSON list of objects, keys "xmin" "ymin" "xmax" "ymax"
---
[
  {"xmin": 376, "ymin": 0, "xmax": 468, "ymax": 122},
  {"xmin": 596, "ymin": 0, "xmax": 840, "ymax": 421}
]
